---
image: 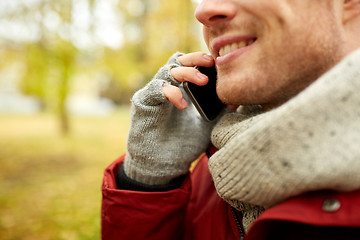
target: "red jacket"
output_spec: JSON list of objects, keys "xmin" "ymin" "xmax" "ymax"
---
[{"xmin": 102, "ymin": 154, "xmax": 360, "ymax": 240}]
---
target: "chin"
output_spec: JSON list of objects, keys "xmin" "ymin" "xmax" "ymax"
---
[{"xmin": 216, "ymin": 72, "xmax": 258, "ymax": 105}]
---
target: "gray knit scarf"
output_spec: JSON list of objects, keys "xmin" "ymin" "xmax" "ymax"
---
[{"xmin": 209, "ymin": 48, "xmax": 360, "ymax": 231}]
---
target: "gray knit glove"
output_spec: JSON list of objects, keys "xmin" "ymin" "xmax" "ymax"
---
[{"xmin": 123, "ymin": 52, "xmax": 214, "ymax": 185}]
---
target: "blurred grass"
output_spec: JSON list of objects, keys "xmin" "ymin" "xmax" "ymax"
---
[{"xmin": 0, "ymin": 106, "xmax": 130, "ymax": 240}]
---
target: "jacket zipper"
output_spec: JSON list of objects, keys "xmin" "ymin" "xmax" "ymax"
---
[{"xmin": 230, "ymin": 206, "xmax": 245, "ymax": 240}]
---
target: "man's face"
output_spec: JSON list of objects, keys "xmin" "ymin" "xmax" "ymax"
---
[{"xmin": 195, "ymin": 0, "xmax": 346, "ymax": 109}]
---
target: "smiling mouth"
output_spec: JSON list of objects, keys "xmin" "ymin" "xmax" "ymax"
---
[{"xmin": 218, "ymin": 39, "xmax": 256, "ymax": 57}]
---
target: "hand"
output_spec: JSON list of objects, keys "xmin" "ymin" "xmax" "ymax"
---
[
  {"xmin": 123, "ymin": 52, "xmax": 216, "ymax": 186},
  {"xmin": 163, "ymin": 52, "xmax": 215, "ymax": 109}
]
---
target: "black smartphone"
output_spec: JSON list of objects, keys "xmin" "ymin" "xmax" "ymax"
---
[{"xmin": 183, "ymin": 66, "xmax": 225, "ymax": 121}]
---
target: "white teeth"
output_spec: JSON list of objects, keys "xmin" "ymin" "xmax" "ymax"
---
[
  {"xmin": 238, "ymin": 41, "xmax": 246, "ymax": 48},
  {"xmin": 218, "ymin": 40, "xmax": 254, "ymax": 57},
  {"xmin": 229, "ymin": 43, "xmax": 238, "ymax": 52},
  {"xmin": 219, "ymin": 47, "xmax": 225, "ymax": 57},
  {"xmin": 224, "ymin": 45, "xmax": 231, "ymax": 55}
]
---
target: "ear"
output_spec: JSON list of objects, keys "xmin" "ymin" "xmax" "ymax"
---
[{"xmin": 343, "ymin": 0, "xmax": 360, "ymax": 24}]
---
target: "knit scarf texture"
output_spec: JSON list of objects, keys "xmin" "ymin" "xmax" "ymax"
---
[{"xmin": 209, "ymin": 48, "xmax": 360, "ymax": 231}]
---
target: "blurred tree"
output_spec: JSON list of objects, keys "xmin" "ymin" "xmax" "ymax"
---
[
  {"xmin": 0, "ymin": 0, "xmax": 91, "ymax": 135},
  {"xmin": 22, "ymin": 44, "xmax": 49, "ymax": 107},
  {"xmin": 113, "ymin": 0, "xmax": 201, "ymax": 87},
  {"xmin": 144, "ymin": 0, "xmax": 201, "ymax": 71},
  {"xmin": 53, "ymin": 41, "xmax": 77, "ymax": 135},
  {"xmin": 0, "ymin": 0, "xmax": 202, "ymax": 134}
]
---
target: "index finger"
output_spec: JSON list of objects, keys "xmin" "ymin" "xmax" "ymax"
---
[{"xmin": 178, "ymin": 52, "xmax": 215, "ymax": 68}]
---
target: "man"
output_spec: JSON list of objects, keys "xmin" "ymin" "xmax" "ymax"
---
[{"xmin": 102, "ymin": 0, "xmax": 360, "ymax": 239}]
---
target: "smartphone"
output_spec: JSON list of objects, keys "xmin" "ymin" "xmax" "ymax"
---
[{"xmin": 183, "ymin": 66, "xmax": 225, "ymax": 121}]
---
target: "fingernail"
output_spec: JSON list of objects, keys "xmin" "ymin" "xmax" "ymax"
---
[
  {"xmin": 197, "ymin": 72, "xmax": 207, "ymax": 81},
  {"xmin": 181, "ymin": 99, "xmax": 188, "ymax": 109},
  {"xmin": 203, "ymin": 54, "xmax": 213, "ymax": 61}
]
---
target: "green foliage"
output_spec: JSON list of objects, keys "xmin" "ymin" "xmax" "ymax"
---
[
  {"xmin": 1, "ymin": 0, "xmax": 202, "ymax": 108},
  {"xmin": 21, "ymin": 44, "xmax": 48, "ymax": 104},
  {"xmin": 106, "ymin": 0, "xmax": 202, "ymax": 101}
]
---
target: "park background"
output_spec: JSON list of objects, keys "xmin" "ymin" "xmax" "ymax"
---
[{"xmin": 0, "ymin": 0, "xmax": 204, "ymax": 239}]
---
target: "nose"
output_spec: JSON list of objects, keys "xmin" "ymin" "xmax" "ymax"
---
[{"xmin": 195, "ymin": 0, "xmax": 236, "ymax": 27}]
